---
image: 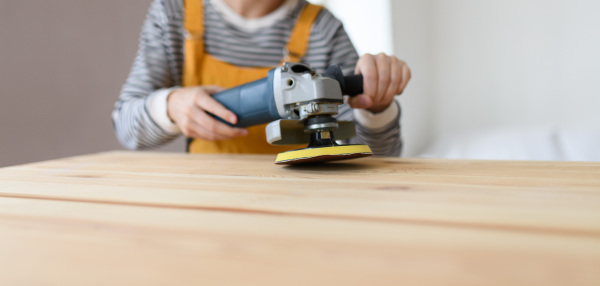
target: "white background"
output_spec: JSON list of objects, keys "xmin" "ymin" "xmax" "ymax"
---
[{"xmin": 321, "ymin": 0, "xmax": 600, "ymax": 160}]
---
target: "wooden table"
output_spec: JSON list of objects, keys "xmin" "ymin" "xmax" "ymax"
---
[{"xmin": 0, "ymin": 151, "xmax": 599, "ymax": 285}]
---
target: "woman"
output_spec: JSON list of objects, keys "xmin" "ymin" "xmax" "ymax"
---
[{"xmin": 113, "ymin": 0, "xmax": 411, "ymax": 156}]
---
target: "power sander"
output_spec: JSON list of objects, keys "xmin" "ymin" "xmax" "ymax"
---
[{"xmin": 210, "ymin": 62, "xmax": 372, "ymax": 165}]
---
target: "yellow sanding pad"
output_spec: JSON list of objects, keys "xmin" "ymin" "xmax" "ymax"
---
[{"xmin": 275, "ymin": 144, "xmax": 373, "ymax": 165}]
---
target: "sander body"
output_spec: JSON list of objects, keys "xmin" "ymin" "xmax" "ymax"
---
[{"xmin": 210, "ymin": 62, "xmax": 372, "ymax": 164}]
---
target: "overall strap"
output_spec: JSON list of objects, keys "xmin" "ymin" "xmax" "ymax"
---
[
  {"xmin": 184, "ymin": 0, "xmax": 204, "ymax": 36},
  {"xmin": 183, "ymin": 0, "xmax": 205, "ymax": 86},
  {"xmin": 284, "ymin": 3, "xmax": 323, "ymax": 63}
]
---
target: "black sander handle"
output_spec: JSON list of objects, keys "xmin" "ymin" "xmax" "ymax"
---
[
  {"xmin": 341, "ymin": 74, "xmax": 363, "ymax": 96},
  {"xmin": 325, "ymin": 65, "xmax": 364, "ymax": 97}
]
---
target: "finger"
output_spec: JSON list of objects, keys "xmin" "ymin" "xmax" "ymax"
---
[
  {"xmin": 355, "ymin": 54, "xmax": 377, "ymax": 107},
  {"xmin": 194, "ymin": 91, "xmax": 238, "ymax": 124},
  {"xmin": 190, "ymin": 124, "xmax": 237, "ymax": 141},
  {"xmin": 191, "ymin": 121, "xmax": 245, "ymax": 141},
  {"xmin": 194, "ymin": 110, "xmax": 248, "ymax": 140},
  {"xmin": 398, "ymin": 64, "xmax": 412, "ymax": 94},
  {"xmin": 174, "ymin": 106, "xmax": 220, "ymax": 140},
  {"xmin": 375, "ymin": 53, "xmax": 391, "ymax": 106},
  {"xmin": 184, "ymin": 119, "xmax": 227, "ymax": 141},
  {"xmin": 347, "ymin": 94, "xmax": 373, "ymax": 109},
  {"xmin": 202, "ymin": 85, "xmax": 226, "ymax": 95},
  {"xmin": 384, "ymin": 57, "xmax": 403, "ymax": 102}
]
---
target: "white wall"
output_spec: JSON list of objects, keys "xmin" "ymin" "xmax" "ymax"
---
[
  {"xmin": 387, "ymin": 0, "xmax": 600, "ymax": 160},
  {"xmin": 428, "ymin": 0, "xmax": 600, "ymax": 160},
  {"xmin": 319, "ymin": 0, "xmax": 430, "ymax": 157},
  {"xmin": 319, "ymin": 0, "xmax": 394, "ymax": 55},
  {"xmin": 431, "ymin": 0, "xmax": 600, "ymax": 133},
  {"xmin": 390, "ymin": 0, "xmax": 434, "ymax": 157}
]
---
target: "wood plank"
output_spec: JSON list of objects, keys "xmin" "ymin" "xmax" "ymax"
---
[
  {"xmin": 1, "ymin": 151, "xmax": 599, "ymax": 236},
  {"xmin": 1, "ymin": 197, "xmax": 599, "ymax": 286}
]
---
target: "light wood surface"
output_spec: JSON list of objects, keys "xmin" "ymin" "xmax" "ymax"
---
[{"xmin": 1, "ymin": 151, "xmax": 599, "ymax": 285}]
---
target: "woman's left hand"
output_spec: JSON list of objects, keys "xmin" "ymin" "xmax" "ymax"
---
[{"xmin": 348, "ymin": 53, "xmax": 411, "ymax": 113}]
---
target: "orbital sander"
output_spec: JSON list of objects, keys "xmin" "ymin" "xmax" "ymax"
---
[{"xmin": 210, "ymin": 62, "xmax": 372, "ymax": 165}]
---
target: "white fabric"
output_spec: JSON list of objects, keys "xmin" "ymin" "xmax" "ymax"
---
[
  {"xmin": 419, "ymin": 124, "xmax": 600, "ymax": 161},
  {"xmin": 210, "ymin": 0, "xmax": 299, "ymax": 33},
  {"xmin": 146, "ymin": 87, "xmax": 181, "ymax": 134},
  {"xmin": 556, "ymin": 124, "xmax": 600, "ymax": 161},
  {"xmin": 352, "ymin": 100, "xmax": 399, "ymax": 130}
]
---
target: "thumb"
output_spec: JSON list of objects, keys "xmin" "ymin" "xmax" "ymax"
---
[{"xmin": 347, "ymin": 94, "xmax": 372, "ymax": 109}]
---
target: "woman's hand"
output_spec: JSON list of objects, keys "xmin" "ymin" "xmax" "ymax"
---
[
  {"xmin": 348, "ymin": 53, "xmax": 411, "ymax": 113},
  {"xmin": 167, "ymin": 85, "xmax": 248, "ymax": 141}
]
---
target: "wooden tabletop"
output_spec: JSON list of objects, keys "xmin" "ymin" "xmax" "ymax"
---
[{"xmin": 0, "ymin": 151, "xmax": 599, "ymax": 285}]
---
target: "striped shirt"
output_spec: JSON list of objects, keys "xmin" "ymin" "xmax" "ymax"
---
[{"xmin": 112, "ymin": 0, "xmax": 402, "ymax": 156}]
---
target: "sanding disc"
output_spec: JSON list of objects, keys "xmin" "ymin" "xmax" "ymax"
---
[{"xmin": 275, "ymin": 144, "xmax": 373, "ymax": 165}]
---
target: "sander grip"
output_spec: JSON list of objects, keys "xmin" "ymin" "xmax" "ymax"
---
[
  {"xmin": 342, "ymin": 74, "xmax": 363, "ymax": 97},
  {"xmin": 324, "ymin": 65, "xmax": 363, "ymax": 96}
]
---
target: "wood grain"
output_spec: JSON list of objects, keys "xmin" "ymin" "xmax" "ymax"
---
[
  {"xmin": 1, "ymin": 197, "xmax": 599, "ymax": 286},
  {"xmin": 1, "ymin": 151, "xmax": 599, "ymax": 236},
  {"xmin": 1, "ymin": 151, "xmax": 599, "ymax": 285}
]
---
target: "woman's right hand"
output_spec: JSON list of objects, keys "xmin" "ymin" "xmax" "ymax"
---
[{"xmin": 167, "ymin": 85, "xmax": 248, "ymax": 141}]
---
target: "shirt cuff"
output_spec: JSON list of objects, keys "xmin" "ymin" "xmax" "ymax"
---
[
  {"xmin": 145, "ymin": 87, "xmax": 181, "ymax": 135},
  {"xmin": 352, "ymin": 100, "xmax": 399, "ymax": 130}
]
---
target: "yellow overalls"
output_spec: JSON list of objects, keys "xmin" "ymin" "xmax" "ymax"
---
[{"xmin": 183, "ymin": 0, "xmax": 322, "ymax": 154}]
